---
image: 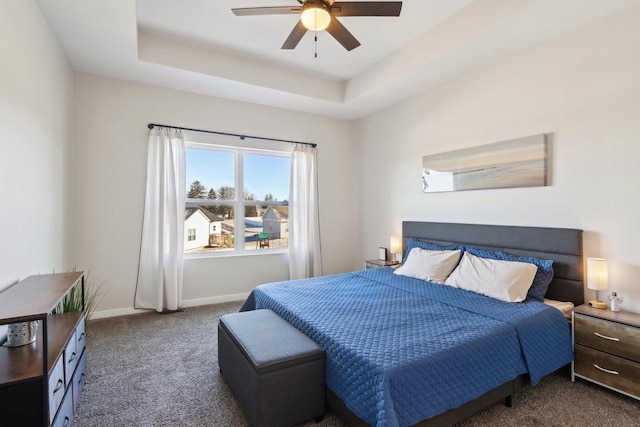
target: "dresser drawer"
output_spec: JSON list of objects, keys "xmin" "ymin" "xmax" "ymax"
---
[
  {"xmin": 574, "ymin": 314, "xmax": 640, "ymax": 361},
  {"xmin": 76, "ymin": 315, "xmax": 86, "ymax": 355},
  {"xmin": 575, "ymin": 344, "xmax": 640, "ymax": 398},
  {"xmin": 52, "ymin": 385, "xmax": 74, "ymax": 427},
  {"xmin": 64, "ymin": 330, "xmax": 78, "ymax": 386},
  {"xmin": 48, "ymin": 356, "xmax": 66, "ymax": 423},
  {"xmin": 73, "ymin": 352, "xmax": 87, "ymax": 412}
]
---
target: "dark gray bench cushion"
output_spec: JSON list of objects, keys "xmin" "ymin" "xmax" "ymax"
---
[
  {"xmin": 218, "ymin": 309, "xmax": 326, "ymax": 427},
  {"xmin": 219, "ymin": 309, "xmax": 324, "ymax": 374}
]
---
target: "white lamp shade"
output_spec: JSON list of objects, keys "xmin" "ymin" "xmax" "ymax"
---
[
  {"xmin": 390, "ymin": 236, "xmax": 402, "ymax": 255},
  {"xmin": 301, "ymin": 6, "xmax": 331, "ymax": 31},
  {"xmin": 587, "ymin": 258, "xmax": 608, "ymax": 291}
]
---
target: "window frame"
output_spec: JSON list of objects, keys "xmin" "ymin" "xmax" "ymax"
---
[{"xmin": 184, "ymin": 141, "xmax": 291, "ymax": 258}]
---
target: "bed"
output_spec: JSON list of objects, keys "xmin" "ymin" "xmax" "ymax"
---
[{"xmin": 241, "ymin": 222, "xmax": 584, "ymax": 426}]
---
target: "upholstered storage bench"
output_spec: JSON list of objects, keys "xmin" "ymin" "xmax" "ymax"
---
[{"xmin": 218, "ymin": 309, "xmax": 325, "ymax": 427}]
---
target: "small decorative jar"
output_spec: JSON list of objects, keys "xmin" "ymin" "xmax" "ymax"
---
[{"xmin": 5, "ymin": 321, "xmax": 38, "ymax": 347}]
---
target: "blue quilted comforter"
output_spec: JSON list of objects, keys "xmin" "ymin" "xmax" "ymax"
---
[{"xmin": 241, "ymin": 267, "xmax": 573, "ymax": 427}]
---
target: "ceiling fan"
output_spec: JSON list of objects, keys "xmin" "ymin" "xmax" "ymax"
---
[{"xmin": 232, "ymin": 1, "xmax": 403, "ymax": 51}]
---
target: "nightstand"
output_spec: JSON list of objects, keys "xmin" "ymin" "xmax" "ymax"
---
[
  {"xmin": 365, "ymin": 259, "xmax": 398, "ymax": 269},
  {"xmin": 572, "ymin": 304, "xmax": 640, "ymax": 400}
]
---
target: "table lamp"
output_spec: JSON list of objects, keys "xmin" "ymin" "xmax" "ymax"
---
[
  {"xmin": 390, "ymin": 236, "xmax": 402, "ymax": 264},
  {"xmin": 587, "ymin": 258, "xmax": 608, "ymax": 309}
]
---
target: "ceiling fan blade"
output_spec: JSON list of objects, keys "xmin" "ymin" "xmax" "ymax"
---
[
  {"xmin": 232, "ymin": 6, "xmax": 301, "ymax": 16},
  {"xmin": 282, "ymin": 20, "xmax": 308, "ymax": 49},
  {"xmin": 326, "ymin": 17, "xmax": 360, "ymax": 51},
  {"xmin": 331, "ymin": 1, "xmax": 402, "ymax": 17}
]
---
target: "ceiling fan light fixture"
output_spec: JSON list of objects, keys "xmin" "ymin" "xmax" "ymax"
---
[{"xmin": 301, "ymin": 5, "xmax": 331, "ymax": 31}]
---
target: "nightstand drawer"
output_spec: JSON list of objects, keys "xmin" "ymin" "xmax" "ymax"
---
[
  {"xmin": 574, "ymin": 314, "xmax": 640, "ymax": 361},
  {"xmin": 574, "ymin": 344, "xmax": 640, "ymax": 398}
]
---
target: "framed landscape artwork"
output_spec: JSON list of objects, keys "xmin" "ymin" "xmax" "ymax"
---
[{"xmin": 422, "ymin": 134, "xmax": 548, "ymax": 193}]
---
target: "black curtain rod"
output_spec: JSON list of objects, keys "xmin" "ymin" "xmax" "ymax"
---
[{"xmin": 147, "ymin": 123, "xmax": 316, "ymax": 148}]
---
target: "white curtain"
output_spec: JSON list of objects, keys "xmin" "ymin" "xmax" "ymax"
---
[
  {"xmin": 135, "ymin": 127, "xmax": 186, "ymax": 312},
  {"xmin": 289, "ymin": 145, "xmax": 322, "ymax": 279}
]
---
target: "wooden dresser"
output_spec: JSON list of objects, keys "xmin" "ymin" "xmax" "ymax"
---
[
  {"xmin": 572, "ymin": 304, "xmax": 640, "ymax": 400},
  {"xmin": 0, "ymin": 272, "xmax": 87, "ymax": 426}
]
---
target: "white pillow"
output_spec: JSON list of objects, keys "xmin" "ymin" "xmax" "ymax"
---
[
  {"xmin": 444, "ymin": 252, "xmax": 538, "ymax": 302},
  {"xmin": 393, "ymin": 248, "xmax": 461, "ymax": 284}
]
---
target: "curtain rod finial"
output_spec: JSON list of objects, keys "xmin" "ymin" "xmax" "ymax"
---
[{"xmin": 148, "ymin": 124, "xmax": 154, "ymax": 130}]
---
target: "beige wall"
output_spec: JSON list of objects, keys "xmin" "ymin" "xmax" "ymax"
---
[
  {"xmin": 0, "ymin": 0, "xmax": 73, "ymax": 289},
  {"xmin": 354, "ymin": 7, "xmax": 640, "ymax": 312},
  {"xmin": 72, "ymin": 73, "xmax": 357, "ymax": 315}
]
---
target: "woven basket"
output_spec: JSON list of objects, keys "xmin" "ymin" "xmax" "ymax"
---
[{"xmin": 6, "ymin": 321, "xmax": 38, "ymax": 347}]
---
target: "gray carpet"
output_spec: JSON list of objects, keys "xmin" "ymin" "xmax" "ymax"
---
[{"xmin": 73, "ymin": 302, "xmax": 639, "ymax": 427}]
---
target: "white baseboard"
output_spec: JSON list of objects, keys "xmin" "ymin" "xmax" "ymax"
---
[
  {"xmin": 91, "ymin": 293, "xmax": 249, "ymax": 320},
  {"xmin": 181, "ymin": 293, "xmax": 250, "ymax": 308},
  {"xmin": 91, "ymin": 307, "xmax": 148, "ymax": 319}
]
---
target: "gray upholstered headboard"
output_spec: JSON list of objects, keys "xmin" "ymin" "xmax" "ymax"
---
[{"xmin": 402, "ymin": 221, "xmax": 584, "ymax": 305}]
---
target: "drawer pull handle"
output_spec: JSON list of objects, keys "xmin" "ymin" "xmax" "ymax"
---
[
  {"xmin": 63, "ymin": 415, "xmax": 71, "ymax": 427},
  {"xmin": 594, "ymin": 364, "xmax": 619, "ymax": 375},
  {"xmin": 594, "ymin": 332, "xmax": 620, "ymax": 342},
  {"xmin": 53, "ymin": 379, "xmax": 64, "ymax": 393},
  {"xmin": 78, "ymin": 332, "xmax": 85, "ymax": 341},
  {"xmin": 68, "ymin": 352, "xmax": 77, "ymax": 363}
]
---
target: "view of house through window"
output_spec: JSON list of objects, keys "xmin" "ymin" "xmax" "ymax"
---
[{"xmin": 184, "ymin": 143, "xmax": 290, "ymax": 254}]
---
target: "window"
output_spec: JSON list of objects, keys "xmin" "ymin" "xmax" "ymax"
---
[{"xmin": 184, "ymin": 142, "xmax": 291, "ymax": 255}]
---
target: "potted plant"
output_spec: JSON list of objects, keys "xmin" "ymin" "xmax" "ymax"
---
[{"xmin": 54, "ymin": 270, "xmax": 103, "ymax": 321}]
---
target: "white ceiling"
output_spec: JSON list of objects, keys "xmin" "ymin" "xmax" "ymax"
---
[{"xmin": 36, "ymin": 0, "xmax": 640, "ymax": 120}]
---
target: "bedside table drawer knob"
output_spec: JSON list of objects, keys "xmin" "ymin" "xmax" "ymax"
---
[
  {"xmin": 594, "ymin": 332, "xmax": 620, "ymax": 342},
  {"xmin": 594, "ymin": 364, "xmax": 619, "ymax": 375}
]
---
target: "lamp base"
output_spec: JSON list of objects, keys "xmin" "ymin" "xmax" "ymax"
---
[{"xmin": 588, "ymin": 299, "xmax": 607, "ymax": 309}]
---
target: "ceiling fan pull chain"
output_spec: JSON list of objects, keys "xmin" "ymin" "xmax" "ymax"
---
[{"xmin": 314, "ymin": 8, "xmax": 318, "ymax": 58}]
